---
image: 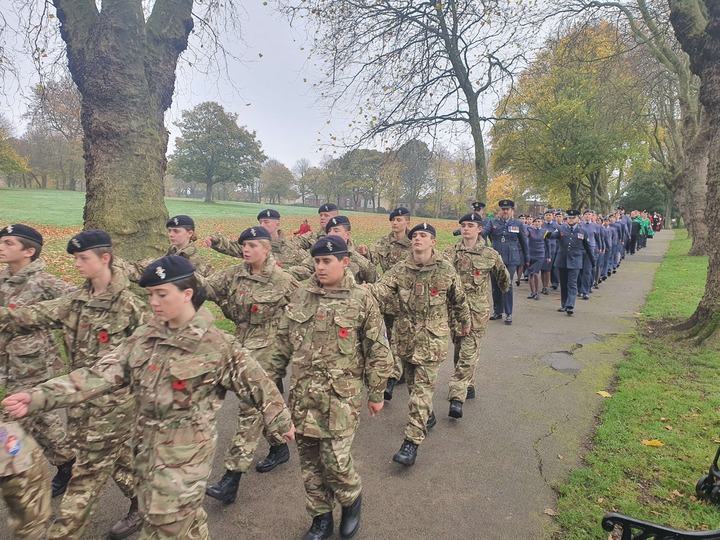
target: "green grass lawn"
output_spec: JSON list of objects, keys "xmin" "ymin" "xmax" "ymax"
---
[{"xmin": 553, "ymin": 233, "xmax": 720, "ymax": 538}]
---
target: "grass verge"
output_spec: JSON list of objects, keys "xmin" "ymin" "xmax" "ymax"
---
[{"xmin": 553, "ymin": 232, "xmax": 720, "ymax": 538}]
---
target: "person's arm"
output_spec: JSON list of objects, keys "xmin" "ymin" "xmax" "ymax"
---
[
  {"xmin": 205, "ymin": 233, "xmax": 243, "ymax": 259},
  {"xmin": 359, "ymin": 292, "xmax": 393, "ymax": 413},
  {"xmin": 448, "ymin": 270, "xmax": 471, "ymax": 335},
  {"xmin": 366, "ymin": 265, "xmax": 398, "ymax": 310},
  {"xmin": 491, "ymin": 251, "xmax": 512, "ymax": 293},
  {"xmin": 196, "ymin": 269, "xmax": 232, "ymax": 304},
  {"xmin": 0, "ymin": 295, "xmax": 71, "ymax": 334},
  {"xmin": 519, "ymin": 222, "xmax": 530, "ymax": 264}
]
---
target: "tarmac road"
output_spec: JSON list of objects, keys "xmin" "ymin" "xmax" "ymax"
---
[{"xmin": 0, "ymin": 230, "xmax": 672, "ymax": 540}]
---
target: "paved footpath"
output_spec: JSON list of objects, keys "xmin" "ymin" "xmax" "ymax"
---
[{"xmin": 0, "ymin": 230, "xmax": 672, "ymax": 539}]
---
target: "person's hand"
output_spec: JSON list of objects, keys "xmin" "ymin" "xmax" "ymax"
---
[
  {"xmin": 357, "ymin": 245, "xmax": 368, "ymax": 256},
  {"xmin": 461, "ymin": 325, "xmax": 471, "ymax": 336},
  {"xmin": 546, "ymin": 258, "xmax": 551, "ymax": 263},
  {"xmin": 203, "ymin": 236, "xmax": 214, "ymax": 248},
  {"xmin": 368, "ymin": 401, "xmax": 384, "ymax": 417},
  {"xmin": 282, "ymin": 423, "xmax": 296, "ymax": 442},
  {"xmin": 2, "ymin": 392, "xmax": 32, "ymax": 418}
]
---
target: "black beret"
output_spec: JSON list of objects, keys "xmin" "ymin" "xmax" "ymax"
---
[
  {"xmin": 544, "ymin": 209, "xmax": 554, "ymax": 215},
  {"xmin": 407, "ymin": 222, "xmax": 436, "ymax": 238},
  {"xmin": 471, "ymin": 201, "xmax": 486, "ymax": 211},
  {"xmin": 325, "ymin": 215, "xmax": 351, "ymax": 233},
  {"xmin": 498, "ymin": 199, "xmax": 515, "ymax": 209},
  {"xmin": 318, "ymin": 203, "xmax": 338, "ymax": 213},
  {"xmin": 138, "ymin": 256, "xmax": 196, "ymax": 287},
  {"xmin": 554, "ymin": 210, "xmax": 563, "ymax": 215},
  {"xmin": 310, "ymin": 235, "xmax": 348, "ymax": 257},
  {"xmin": 583, "ymin": 209, "xmax": 594, "ymax": 214},
  {"xmin": 166, "ymin": 215, "xmax": 195, "ymax": 229},
  {"xmin": 566, "ymin": 209, "xmax": 581, "ymax": 217},
  {"xmin": 458, "ymin": 212, "xmax": 483, "ymax": 224},
  {"xmin": 257, "ymin": 209, "xmax": 281, "ymax": 220},
  {"xmin": 389, "ymin": 207, "xmax": 410, "ymax": 220},
  {"xmin": 67, "ymin": 230, "xmax": 112, "ymax": 254},
  {"xmin": 238, "ymin": 226, "xmax": 271, "ymax": 244},
  {"xmin": 0, "ymin": 224, "xmax": 43, "ymax": 246}
]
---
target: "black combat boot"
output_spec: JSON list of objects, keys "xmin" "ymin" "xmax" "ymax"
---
[
  {"xmin": 383, "ymin": 378, "xmax": 397, "ymax": 401},
  {"xmin": 51, "ymin": 457, "xmax": 75, "ymax": 498},
  {"xmin": 466, "ymin": 386, "xmax": 476, "ymax": 400},
  {"xmin": 108, "ymin": 497, "xmax": 143, "ymax": 539},
  {"xmin": 302, "ymin": 512, "xmax": 334, "ymax": 540},
  {"xmin": 340, "ymin": 493, "xmax": 362, "ymax": 538},
  {"xmin": 449, "ymin": 400, "xmax": 463, "ymax": 419},
  {"xmin": 426, "ymin": 411, "xmax": 436, "ymax": 430},
  {"xmin": 393, "ymin": 440, "xmax": 418, "ymax": 467},
  {"xmin": 256, "ymin": 443, "xmax": 290, "ymax": 473},
  {"xmin": 205, "ymin": 470, "xmax": 242, "ymax": 503}
]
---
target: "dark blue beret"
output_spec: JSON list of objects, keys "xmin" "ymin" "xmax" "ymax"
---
[
  {"xmin": 325, "ymin": 215, "xmax": 351, "ymax": 233},
  {"xmin": 67, "ymin": 230, "xmax": 112, "ymax": 254},
  {"xmin": 407, "ymin": 222, "xmax": 436, "ymax": 238},
  {"xmin": 498, "ymin": 199, "xmax": 515, "ymax": 209},
  {"xmin": 138, "ymin": 256, "xmax": 196, "ymax": 287},
  {"xmin": 583, "ymin": 209, "xmax": 594, "ymax": 215},
  {"xmin": 554, "ymin": 210, "xmax": 563, "ymax": 215},
  {"xmin": 458, "ymin": 212, "xmax": 483, "ymax": 224},
  {"xmin": 566, "ymin": 209, "xmax": 581, "ymax": 217},
  {"xmin": 471, "ymin": 201, "xmax": 486, "ymax": 211},
  {"xmin": 166, "ymin": 215, "xmax": 195, "ymax": 229},
  {"xmin": 310, "ymin": 235, "xmax": 348, "ymax": 257},
  {"xmin": 318, "ymin": 203, "xmax": 338, "ymax": 213},
  {"xmin": 257, "ymin": 209, "xmax": 281, "ymax": 220},
  {"xmin": 238, "ymin": 226, "xmax": 271, "ymax": 244},
  {"xmin": 0, "ymin": 224, "xmax": 43, "ymax": 246},
  {"xmin": 389, "ymin": 207, "xmax": 410, "ymax": 220}
]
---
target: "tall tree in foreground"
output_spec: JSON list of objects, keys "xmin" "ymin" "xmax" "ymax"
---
[
  {"xmin": 668, "ymin": 0, "xmax": 720, "ymax": 341},
  {"xmin": 169, "ymin": 102, "xmax": 266, "ymax": 204},
  {"xmin": 280, "ymin": 0, "xmax": 536, "ymax": 201}
]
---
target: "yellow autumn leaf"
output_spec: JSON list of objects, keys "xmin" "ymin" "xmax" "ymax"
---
[
  {"xmin": 641, "ymin": 439, "xmax": 665, "ymax": 447},
  {"xmin": 597, "ymin": 391, "xmax": 612, "ymax": 398}
]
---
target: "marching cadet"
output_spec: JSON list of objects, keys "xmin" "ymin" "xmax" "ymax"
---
[
  {"xmin": 270, "ymin": 236, "xmax": 392, "ymax": 540},
  {"xmin": 481, "ymin": 200, "xmax": 529, "ymax": 325},
  {"xmin": 0, "ymin": 415, "xmax": 51, "ymax": 538},
  {"xmin": 443, "ymin": 213, "xmax": 510, "ymax": 419},
  {"xmin": 294, "ymin": 203, "xmax": 340, "ymax": 251},
  {"xmin": 324, "ymin": 216, "xmax": 377, "ymax": 284},
  {"xmin": 0, "ymin": 230, "xmax": 151, "ymax": 540},
  {"xmin": 205, "ymin": 209, "xmax": 315, "ymax": 280},
  {"xmin": 116, "ymin": 215, "xmax": 212, "ymax": 280},
  {"xmin": 202, "ymin": 226, "xmax": 298, "ymax": 504},
  {"xmin": 544, "ymin": 210, "xmax": 595, "ymax": 316},
  {"xmin": 0, "ymin": 224, "xmax": 76, "ymax": 497},
  {"xmin": 453, "ymin": 201, "xmax": 487, "ymax": 236},
  {"xmin": 369, "ymin": 223, "xmax": 470, "ymax": 467},
  {"xmin": 3, "ymin": 255, "xmax": 294, "ymax": 540},
  {"xmin": 526, "ymin": 216, "xmax": 549, "ymax": 300},
  {"xmin": 357, "ymin": 206, "xmax": 412, "ymax": 397}
]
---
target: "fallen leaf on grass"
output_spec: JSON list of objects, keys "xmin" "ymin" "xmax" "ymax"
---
[
  {"xmin": 543, "ymin": 508, "xmax": 558, "ymax": 516},
  {"xmin": 661, "ymin": 417, "xmax": 669, "ymax": 421},
  {"xmin": 597, "ymin": 391, "xmax": 613, "ymax": 398},
  {"xmin": 664, "ymin": 425, "xmax": 673, "ymax": 430},
  {"xmin": 641, "ymin": 439, "xmax": 665, "ymax": 447},
  {"xmin": 670, "ymin": 490, "xmax": 684, "ymax": 499},
  {"xmin": 597, "ymin": 497, "xmax": 605, "ymax": 503}
]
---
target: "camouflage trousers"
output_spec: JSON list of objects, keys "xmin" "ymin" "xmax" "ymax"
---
[
  {"xmin": 224, "ymin": 398, "xmax": 286, "ymax": 472},
  {"xmin": 448, "ymin": 321, "xmax": 488, "ymax": 403},
  {"xmin": 48, "ymin": 423, "xmax": 135, "ymax": 540},
  {"xmin": 19, "ymin": 410, "xmax": 75, "ymax": 467},
  {"xmin": 0, "ymin": 446, "xmax": 51, "ymax": 539},
  {"xmin": 296, "ymin": 433, "xmax": 361, "ymax": 516},
  {"xmin": 139, "ymin": 507, "xmax": 210, "ymax": 540}
]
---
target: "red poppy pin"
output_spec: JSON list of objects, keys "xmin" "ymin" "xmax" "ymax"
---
[
  {"xmin": 560, "ymin": 233, "xmax": 565, "ymax": 237},
  {"xmin": 238, "ymin": 290, "xmax": 245, "ymax": 295},
  {"xmin": 430, "ymin": 289, "xmax": 438, "ymax": 296},
  {"xmin": 338, "ymin": 328, "xmax": 349, "ymax": 338},
  {"xmin": 172, "ymin": 379, "xmax": 187, "ymax": 390},
  {"xmin": 8, "ymin": 303, "xmax": 16, "ymax": 309},
  {"xmin": 98, "ymin": 330, "xmax": 110, "ymax": 343},
  {"xmin": 277, "ymin": 262, "xmax": 283, "ymax": 267},
  {"xmin": 473, "ymin": 270, "xmax": 480, "ymax": 276},
  {"xmin": 148, "ymin": 365, "xmax": 158, "ymax": 371},
  {"xmin": 251, "ymin": 304, "xmax": 259, "ymax": 313}
]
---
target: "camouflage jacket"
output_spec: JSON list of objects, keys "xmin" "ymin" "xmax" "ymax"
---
[
  {"xmin": 0, "ymin": 272, "xmax": 151, "ymax": 446},
  {"xmin": 365, "ymin": 232, "xmax": 412, "ymax": 272},
  {"xmin": 0, "ymin": 259, "xmax": 75, "ymax": 391},
  {"xmin": 200, "ymin": 254, "xmax": 298, "ymax": 367},
  {"xmin": 347, "ymin": 250, "xmax": 377, "ymax": 285},
  {"xmin": 0, "ymin": 415, "xmax": 40, "ymax": 477},
  {"xmin": 271, "ymin": 272, "xmax": 393, "ymax": 439},
  {"xmin": 115, "ymin": 242, "xmax": 212, "ymax": 282},
  {"xmin": 444, "ymin": 241, "xmax": 511, "ymax": 330},
  {"xmin": 26, "ymin": 312, "xmax": 292, "ymax": 518},
  {"xmin": 294, "ymin": 227, "xmax": 326, "ymax": 251},
  {"xmin": 210, "ymin": 231, "xmax": 315, "ymax": 281},
  {"xmin": 369, "ymin": 250, "xmax": 470, "ymax": 356}
]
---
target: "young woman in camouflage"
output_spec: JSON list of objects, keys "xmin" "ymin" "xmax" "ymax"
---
[
  {"xmin": 3, "ymin": 255, "xmax": 294, "ymax": 540},
  {"xmin": 202, "ymin": 226, "xmax": 299, "ymax": 504}
]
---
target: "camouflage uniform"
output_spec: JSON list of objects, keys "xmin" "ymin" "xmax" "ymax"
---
[
  {"xmin": 0, "ymin": 272, "xmax": 151, "ymax": 539},
  {"xmin": 369, "ymin": 251, "xmax": 469, "ymax": 445},
  {"xmin": 201, "ymin": 254, "xmax": 298, "ymax": 472},
  {"xmin": 346, "ymin": 250, "xmax": 377, "ymax": 285},
  {"xmin": 0, "ymin": 259, "xmax": 75, "ymax": 467},
  {"xmin": 25, "ymin": 312, "xmax": 292, "ymax": 540},
  {"xmin": 294, "ymin": 227, "xmax": 327, "ymax": 251},
  {"xmin": 0, "ymin": 416, "xmax": 51, "ymax": 539},
  {"xmin": 116, "ymin": 242, "xmax": 212, "ymax": 282},
  {"xmin": 209, "ymin": 231, "xmax": 315, "ymax": 280},
  {"xmin": 443, "ymin": 241, "xmax": 510, "ymax": 402},
  {"xmin": 271, "ymin": 272, "xmax": 392, "ymax": 516}
]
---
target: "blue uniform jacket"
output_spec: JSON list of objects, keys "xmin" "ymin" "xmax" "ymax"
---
[
  {"xmin": 481, "ymin": 218, "xmax": 529, "ymax": 266},
  {"xmin": 545, "ymin": 224, "xmax": 595, "ymax": 269}
]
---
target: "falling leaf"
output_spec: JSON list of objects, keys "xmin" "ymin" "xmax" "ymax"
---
[
  {"xmin": 543, "ymin": 508, "xmax": 558, "ymax": 516},
  {"xmin": 641, "ymin": 439, "xmax": 665, "ymax": 447},
  {"xmin": 597, "ymin": 391, "xmax": 612, "ymax": 398}
]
